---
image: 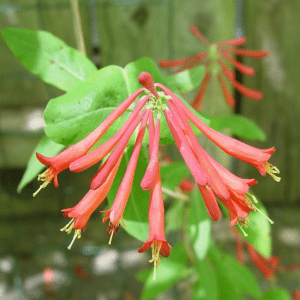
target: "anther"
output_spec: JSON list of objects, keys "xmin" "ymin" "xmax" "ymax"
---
[
  {"xmin": 149, "ymin": 242, "xmax": 162, "ymax": 281},
  {"xmin": 247, "ymin": 193, "xmax": 258, "ymax": 203},
  {"xmin": 263, "ymin": 162, "xmax": 281, "ymax": 182}
]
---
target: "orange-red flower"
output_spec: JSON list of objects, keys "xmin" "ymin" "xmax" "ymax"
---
[
  {"xmin": 158, "ymin": 84, "xmax": 280, "ymax": 182},
  {"xmin": 138, "ymin": 112, "xmax": 171, "ymax": 280},
  {"xmin": 232, "ymin": 228, "xmax": 300, "ymax": 280},
  {"xmin": 35, "ymin": 71, "xmax": 279, "ymax": 258},
  {"xmin": 60, "ymin": 156, "xmax": 122, "ymax": 249},
  {"xmin": 102, "ymin": 111, "xmax": 149, "ymax": 244},
  {"xmin": 159, "ymin": 25, "xmax": 269, "ymax": 110},
  {"xmin": 34, "ymin": 88, "xmax": 146, "ymax": 196}
]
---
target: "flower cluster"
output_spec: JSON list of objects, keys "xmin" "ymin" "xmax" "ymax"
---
[
  {"xmin": 35, "ymin": 72, "xmax": 279, "ymax": 276},
  {"xmin": 159, "ymin": 25, "xmax": 269, "ymax": 110},
  {"xmin": 232, "ymin": 228, "xmax": 300, "ymax": 280}
]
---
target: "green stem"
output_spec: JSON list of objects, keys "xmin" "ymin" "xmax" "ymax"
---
[
  {"xmin": 182, "ymin": 201, "xmax": 196, "ymax": 265},
  {"xmin": 70, "ymin": 0, "xmax": 86, "ymax": 56},
  {"xmin": 209, "ymin": 73, "xmax": 217, "ymax": 116}
]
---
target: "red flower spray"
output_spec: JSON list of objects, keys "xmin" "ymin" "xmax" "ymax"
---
[
  {"xmin": 159, "ymin": 25, "xmax": 269, "ymax": 110},
  {"xmin": 35, "ymin": 72, "xmax": 279, "ymax": 273}
]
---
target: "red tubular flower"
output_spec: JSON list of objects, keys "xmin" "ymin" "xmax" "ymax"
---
[
  {"xmin": 207, "ymin": 155, "xmax": 257, "ymax": 194},
  {"xmin": 138, "ymin": 112, "xmax": 171, "ymax": 280},
  {"xmin": 198, "ymin": 185, "xmax": 222, "ymax": 221},
  {"xmin": 159, "ymin": 24, "xmax": 269, "ymax": 110},
  {"xmin": 34, "ymin": 88, "xmax": 145, "ymax": 196},
  {"xmin": 60, "ymin": 156, "xmax": 122, "ymax": 249},
  {"xmin": 135, "ymin": 73, "xmax": 279, "ymax": 229},
  {"xmin": 164, "ymin": 109, "xmax": 210, "ymax": 188},
  {"xmin": 160, "ymin": 87, "xmax": 280, "ymax": 182},
  {"xmin": 246, "ymin": 243, "xmax": 276, "ymax": 279},
  {"xmin": 230, "ymin": 228, "xmax": 297, "ymax": 280},
  {"xmin": 102, "ymin": 111, "xmax": 150, "ymax": 244},
  {"xmin": 140, "ymin": 115, "xmax": 161, "ymax": 190},
  {"xmin": 35, "ymin": 71, "xmax": 280, "ymax": 255},
  {"xmin": 167, "ymin": 99, "xmax": 230, "ymax": 202},
  {"xmin": 90, "ymin": 109, "xmax": 148, "ymax": 190},
  {"xmin": 69, "ymin": 94, "xmax": 151, "ymax": 173}
]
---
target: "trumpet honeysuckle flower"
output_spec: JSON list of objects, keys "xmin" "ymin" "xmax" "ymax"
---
[
  {"xmin": 167, "ymin": 99, "xmax": 230, "ymax": 201},
  {"xmin": 232, "ymin": 228, "xmax": 300, "ymax": 282},
  {"xmin": 35, "ymin": 71, "xmax": 279, "ymax": 256},
  {"xmin": 164, "ymin": 109, "xmax": 211, "ymax": 187},
  {"xmin": 69, "ymin": 94, "xmax": 151, "ymax": 173},
  {"xmin": 34, "ymin": 87, "xmax": 146, "ymax": 196},
  {"xmin": 140, "ymin": 114, "xmax": 161, "ymax": 190},
  {"xmin": 102, "ymin": 111, "xmax": 150, "ymax": 244},
  {"xmin": 159, "ymin": 24, "xmax": 269, "ymax": 110},
  {"xmin": 90, "ymin": 109, "xmax": 148, "ymax": 190},
  {"xmin": 198, "ymin": 185, "xmax": 222, "ymax": 221},
  {"xmin": 159, "ymin": 85, "xmax": 280, "ymax": 182},
  {"xmin": 207, "ymin": 155, "xmax": 257, "ymax": 194},
  {"xmin": 246, "ymin": 243, "xmax": 278, "ymax": 279},
  {"xmin": 138, "ymin": 112, "xmax": 171, "ymax": 280},
  {"xmin": 60, "ymin": 156, "xmax": 122, "ymax": 250}
]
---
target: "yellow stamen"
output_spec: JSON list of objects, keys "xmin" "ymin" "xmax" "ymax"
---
[
  {"xmin": 149, "ymin": 241, "xmax": 162, "ymax": 281},
  {"xmin": 252, "ymin": 205, "xmax": 274, "ymax": 224},
  {"xmin": 108, "ymin": 230, "xmax": 114, "ymax": 245},
  {"xmin": 237, "ymin": 222, "xmax": 248, "ymax": 237},
  {"xmin": 67, "ymin": 229, "xmax": 81, "ymax": 250},
  {"xmin": 263, "ymin": 162, "xmax": 281, "ymax": 182},
  {"xmin": 247, "ymin": 193, "xmax": 258, "ymax": 203},
  {"xmin": 33, "ymin": 180, "xmax": 50, "ymax": 197},
  {"xmin": 60, "ymin": 218, "xmax": 75, "ymax": 234},
  {"xmin": 33, "ymin": 168, "xmax": 54, "ymax": 197},
  {"xmin": 60, "ymin": 219, "xmax": 81, "ymax": 249}
]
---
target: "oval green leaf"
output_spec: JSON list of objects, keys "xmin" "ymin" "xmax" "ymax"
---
[{"xmin": 2, "ymin": 28, "xmax": 97, "ymax": 92}]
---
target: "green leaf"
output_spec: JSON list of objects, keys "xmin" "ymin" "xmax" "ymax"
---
[
  {"xmin": 223, "ymin": 254, "xmax": 262, "ymax": 298},
  {"xmin": 260, "ymin": 288, "xmax": 292, "ymax": 300},
  {"xmin": 166, "ymin": 65, "xmax": 206, "ymax": 94},
  {"xmin": 165, "ymin": 200, "xmax": 185, "ymax": 233},
  {"xmin": 17, "ymin": 136, "xmax": 65, "ymax": 193},
  {"xmin": 138, "ymin": 243, "xmax": 190, "ymax": 300},
  {"xmin": 188, "ymin": 187, "xmax": 211, "ymax": 260},
  {"xmin": 44, "ymin": 65, "xmax": 130, "ymax": 146},
  {"xmin": 160, "ymin": 162, "xmax": 190, "ymax": 191},
  {"xmin": 209, "ymin": 115, "xmax": 266, "ymax": 141},
  {"xmin": 208, "ymin": 246, "xmax": 244, "ymax": 300},
  {"xmin": 2, "ymin": 28, "xmax": 97, "ymax": 92},
  {"xmin": 193, "ymin": 259, "xmax": 218, "ymax": 300},
  {"xmin": 107, "ymin": 146, "xmax": 149, "ymax": 242},
  {"xmin": 236, "ymin": 195, "xmax": 272, "ymax": 258}
]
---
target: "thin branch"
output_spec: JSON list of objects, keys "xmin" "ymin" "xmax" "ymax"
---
[{"xmin": 70, "ymin": 0, "xmax": 86, "ymax": 56}]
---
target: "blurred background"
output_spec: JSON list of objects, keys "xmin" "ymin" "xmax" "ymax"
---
[{"xmin": 0, "ymin": 0, "xmax": 300, "ymax": 299}]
